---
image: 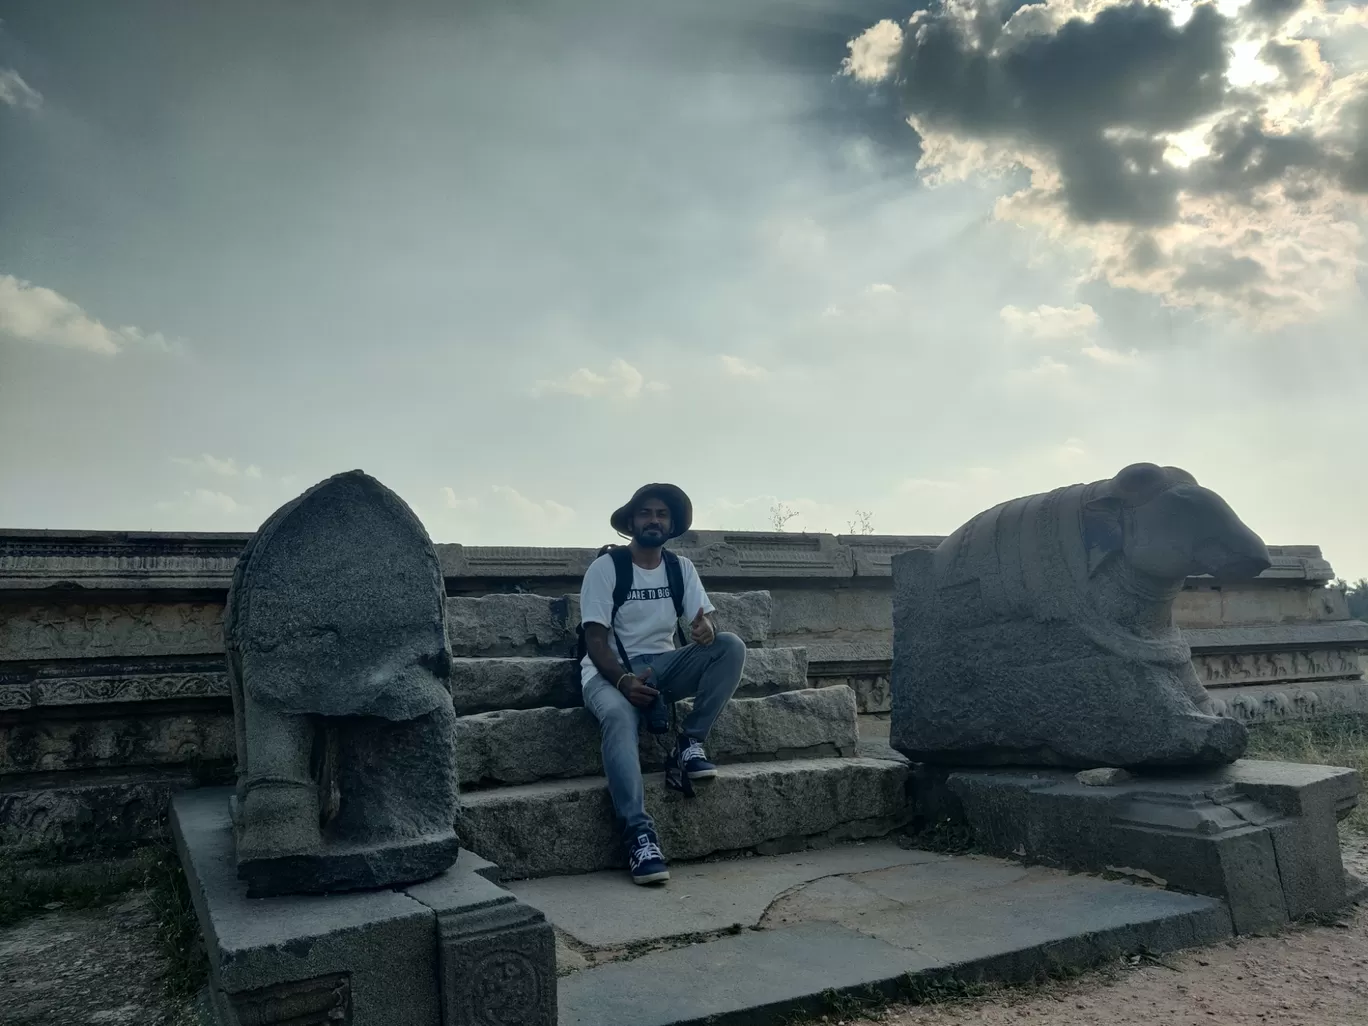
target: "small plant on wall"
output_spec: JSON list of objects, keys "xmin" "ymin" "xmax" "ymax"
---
[
  {"xmin": 847, "ymin": 510, "xmax": 875, "ymax": 535},
  {"xmin": 769, "ymin": 503, "xmax": 800, "ymax": 532}
]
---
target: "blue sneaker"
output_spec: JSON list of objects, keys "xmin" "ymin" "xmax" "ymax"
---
[
  {"xmin": 627, "ymin": 830, "xmax": 669, "ymax": 885},
  {"xmin": 675, "ymin": 734, "xmax": 717, "ymax": 781}
]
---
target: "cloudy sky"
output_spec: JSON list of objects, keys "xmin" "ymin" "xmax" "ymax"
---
[{"xmin": 1, "ymin": 0, "xmax": 1365, "ymax": 578}]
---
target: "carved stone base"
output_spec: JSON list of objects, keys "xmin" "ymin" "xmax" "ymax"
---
[
  {"xmin": 406, "ymin": 866, "xmax": 556, "ymax": 1026},
  {"xmin": 916, "ymin": 759, "xmax": 1362, "ymax": 935},
  {"xmin": 173, "ymin": 788, "xmax": 556, "ymax": 1026},
  {"xmin": 237, "ymin": 831, "xmax": 463, "ymax": 898}
]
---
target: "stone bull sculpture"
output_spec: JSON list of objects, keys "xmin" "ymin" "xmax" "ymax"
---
[
  {"xmin": 225, "ymin": 470, "xmax": 461, "ymax": 896},
  {"xmin": 890, "ymin": 463, "xmax": 1272, "ymax": 769}
]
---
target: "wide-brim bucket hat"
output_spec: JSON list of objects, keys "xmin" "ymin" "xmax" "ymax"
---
[{"xmin": 610, "ymin": 483, "xmax": 693, "ymax": 540}]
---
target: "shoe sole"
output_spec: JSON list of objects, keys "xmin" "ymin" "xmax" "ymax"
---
[
  {"xmin": 632, "ymin": 870, "xmax": 670, "ymax": 885},
  {"xmin": 687, "ymin": 768, "xmax": 718, "ymax": 780}
]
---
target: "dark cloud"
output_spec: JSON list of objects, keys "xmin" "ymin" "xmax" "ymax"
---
[
  {"xmin": 1189, "ymin": 113, "xmax": 1325, "ymax": 195},
  {"xmin": 846, "ymin": 0, "xmax": 1368, "ymax": 320},
  {"xmin": 1055, "ymin": 135, "xmax": 1182, "ymax": 225},
  {"xmin": 891, "ymin": 0, "xmax": 1230, "ymax": 225},
  {"xmin": 895, "ymin": 1, "xmax": 1230, "ymax": 138},
  {"xmin": 1244, "ymin": 0, "xmax": 1305, "ymax": 26},
  {"xmin": 1000, "ymin": 3, "xmax": 1228, "ymax": 137},
  {"xmin": 1346, "ymin": 149, "xmax": 1368, "ymax": 192},
  {"xmin": 1343, "ymin": 94, "xmax": 1368, "ymax": 193}
]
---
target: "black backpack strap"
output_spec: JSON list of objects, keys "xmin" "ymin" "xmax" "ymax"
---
[
  {"xmin": 608, "ymin": 546, "xmax": 635, "ymax": 619},
  {"xmin": 662, "ymin": 549, "xmax": 688, "ymax": 648},
  {"xmin": 662, "ymin": 549, "xmax": 685, "ymax": 619},
  {"xmin": 606, "ymin": 546, "xmax": 636, "ymax": 671}
]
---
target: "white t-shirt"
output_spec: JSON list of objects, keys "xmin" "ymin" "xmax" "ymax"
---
[{"xmin": 579, "ymin": 551, "xmax": 715, "ymax": 687}]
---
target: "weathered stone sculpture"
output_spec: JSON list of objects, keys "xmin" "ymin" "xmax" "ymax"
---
[
  {"xmin": 225, "ymin": 470, "xmax": 460, "ymax": 896},
  {"xmin": 891, "ymin": 463, "xmax": 1272, "ymax": 769}
]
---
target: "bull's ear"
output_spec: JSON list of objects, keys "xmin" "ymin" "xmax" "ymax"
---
[
  {"xmin": 1110, "ymin": 463, "xmax": 1168, "ymax": 506},
  {"xmin": 1082, "ymin": 496, "xmax": 1124, "ymax": 574}
]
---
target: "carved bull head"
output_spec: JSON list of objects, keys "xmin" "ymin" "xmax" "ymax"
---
[{"xmin": 1083, "ymin": 463, "xmax": 1271, "ymax": 581}]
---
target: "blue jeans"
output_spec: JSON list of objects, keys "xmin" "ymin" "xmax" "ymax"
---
[{"xmin": 582, "ymin": 632, "xmax": 746, "ymax": 843}]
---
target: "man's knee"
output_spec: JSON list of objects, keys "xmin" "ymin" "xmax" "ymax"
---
[{"xmin": 713, "ymin": 631, "xmax": 745, "ymax": 662}]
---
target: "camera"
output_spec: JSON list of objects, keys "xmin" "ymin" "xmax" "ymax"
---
[{"xmin": 644, "ymin": 691, "xmax": 670, "ymax": 734}]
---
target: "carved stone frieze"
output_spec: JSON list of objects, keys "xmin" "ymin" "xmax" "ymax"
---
[
  {"xmin": 0, "ymin": 769, "xmax": 190, "ymax": 850},
  {"xmin": 439, "ymin": 545, "xmax": 596, "ymax": 581},
  {"xmin": 3, "ymin": 670, "xmax": 232, "ymax": 712},
  {"xmin": 31, "ymin": 672, "xmax": 229, "ymax": 707},
  {"xmin": 1205, "ymin": 680, "xmax": 1368, "ymax": 723},
  {"xmin": 674, "ymin": 530, "xmax": 855, "ymax": 578},
  {"xmin": 0, "ymin": 601, "xmax": 225, "ymax": 662},
  {"xmin": 1195, "ymin": 648, "xmax": 1364, "ymax": 687},
  {"xmin": 0, "ymin": 681, "xmax": 31, "ymax": 711},
  {"xmin": 0, "ymin": 707, "xmax": 235, "ymax": 774},
  {"xmin": 0, "ymin": 531, "xmax": 246, "ymax": 590}
]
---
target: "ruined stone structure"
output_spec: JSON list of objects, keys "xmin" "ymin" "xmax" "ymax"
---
[
  {"xmin": 0, "ymin": 524, "xmax": 1364, "ymax": 858},
  {"xmin": 3, "ymin": 491, "xmax": 1366, "ymax": 1024},
  {"xmin": 891, "ymin": 463, "xmax": 1272, "ymax": 769}
]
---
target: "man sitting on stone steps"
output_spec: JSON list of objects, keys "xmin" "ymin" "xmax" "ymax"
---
[{"xmin": 578, "ymin": 483, "xmax": 747, "ymax": 886}]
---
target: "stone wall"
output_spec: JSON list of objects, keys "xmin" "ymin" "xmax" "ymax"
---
[{"xmin": 1, "ymin": 529, "xmax": 1365, "ymax": 852}]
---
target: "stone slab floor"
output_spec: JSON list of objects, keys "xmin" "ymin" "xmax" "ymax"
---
[{"xmin": 519, "ymin": 840, "xmax": 1237, "ymax": 1025}]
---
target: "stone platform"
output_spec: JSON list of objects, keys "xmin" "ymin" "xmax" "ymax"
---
[
  {"xmin": 510, "ymin": 839, "xmax": 1232, "ymax": 1026},
  {"xmin": 172, "ymin": 788, "xmax": 556, "ymax": 1026},
  {"xmin": 917, "ymin": 759, "xmax": 1364, "ymax": 935}
]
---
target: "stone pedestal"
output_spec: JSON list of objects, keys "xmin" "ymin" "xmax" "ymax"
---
[
  {"xmin": 172, "ymin": 788, "xmax": 555, "ymax": 1026},
  {"xmin": 915, "ymin": 759, "xmax": 1363, "ymax": 935}
]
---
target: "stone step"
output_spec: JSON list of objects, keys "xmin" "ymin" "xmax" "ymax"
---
[
  {"xmin": 457, "ymin": 686, "xmax": 859, "ymax": 788},
  {"xmin": 546, "ymin": 842, "xmax": 1231, "ymax": 1026},
  {"xmin": 448, "ymin": 646, "xmax": 809, "ymax": 716},
  {"xmin": 445, "ymin": 590, "xmax": 773, "ymax": 658},
  {"xmin": 460, "ymin": 756, "xmax": 909, "ymax": 879}
]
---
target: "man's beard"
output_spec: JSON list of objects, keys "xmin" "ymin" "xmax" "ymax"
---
[{"xmin": 633, "ymin": 526, "xmax": 666, "ymax": 549}]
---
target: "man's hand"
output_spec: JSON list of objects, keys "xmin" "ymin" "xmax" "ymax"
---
[
  {"xmin": 691, "ymin": 607, "xmax": 715, "ymax": 646},
  {"xmin": 619, "ymin": 666, "xmax": 660, "ymax": 709}
]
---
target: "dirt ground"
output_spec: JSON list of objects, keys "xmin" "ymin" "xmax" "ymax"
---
[
  {"xmin": 862, "ymin": 905, "xmax": 1368, "ymax": 1026},
  {"xmin": 0, "ymin": 891, "xmax": 195, "ymax": 1026},
  {"xmin": 2, "ymin": 841, "xmax": 1367, "ymax": 1026}
]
